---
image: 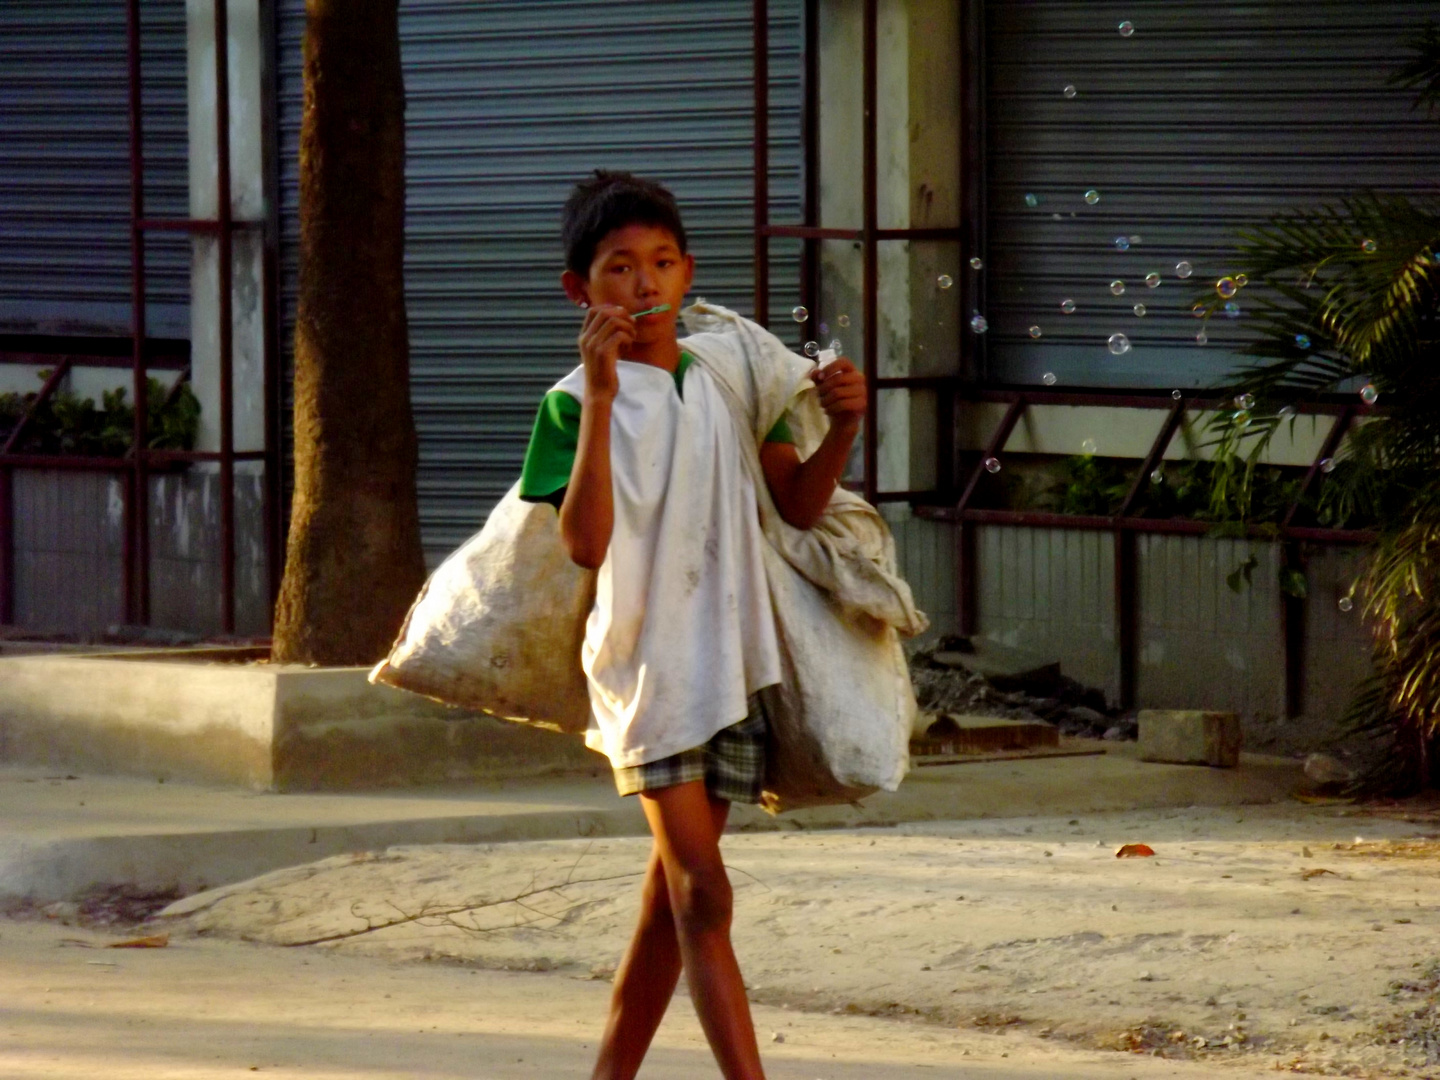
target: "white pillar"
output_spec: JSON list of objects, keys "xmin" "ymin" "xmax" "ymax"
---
[{"xmin": 188, "ymin": 0, "xmax": 266, "ymax": 458}]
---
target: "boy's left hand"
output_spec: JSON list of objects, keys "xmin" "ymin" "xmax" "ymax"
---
[{"xmin": 813, "ymin": 358, "xmax": 866, "ymax": 430}]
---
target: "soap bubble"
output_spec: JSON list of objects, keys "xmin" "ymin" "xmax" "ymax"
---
[
  {"xmin": 1029, "ymin": 325, "xmax": 1043, "ymax": 339},
  {"xmin": 1084, "ymin": 189, "xmax": 1101, "ymax": 205},
  {"xmin": 1224, "ymin": 301, "xmax": 1241, "ymax": 318},
  {"xmin": 837, "ymin": 314, "xmax": 850, "ymax": 328},
  {"xmin": 1114, "ymin": 236, "xmax": 1131, "ymax": 252},
  {"xmin": 1042, "ymin": 372, "xmax": 1057, "ymax": 385},
  {"xmin": 1063, "ymin": 84, "xmax": 1078, "ymax": 99},
  {"xmin": 1171, "ymin": 389, "xmax": 1184, "ymax": 400},
  {"xmin": 1278, "ymin": 404, "xmax": 1297, "ymax": 418},
  {"xmin": 1235, "ymin": 393, "xmax": 1255, "ymax": 410},
  {"xmin": 1081, "ymin": 438, "xmax": 1099, "ymax": 455},
  {"xmin": 938, "ymin": 274, "xmax": 955, "ymax": 290},
  {"xmin": 1360, "ymin": 383, "xmax": 1379, "ymax": 405},
  {"xmin": 984, "ymin": 456, "xmax": 1002, "ymax": 474},
  {"xmin": 1061, "ymin": 299, "xmax": 1077, "ymax": 314},
  {"xmin": 1338, "ymin": 595, "xmax": 1354, "ymax": 613},
  {"xmin": 1216, "ymin": 277, "xmax": 1238, "ymax": 299},
  {"xmin": 1145, "ymin": 272, "xmax": 1161, "ymax": 288},
  {"xmin": 1133, "ymin": 303, "xmax": 1147, "ymax": 317},
  {"xmin": 970, "ymin": 314, "xmax": 989, "ymax": 334},
  {"xmin": 818, "ymin": 321, "xmax": 829, "ymax": 335},
  {"xmin": 1025, "ymin": 193, "xmax": 1041, "ymax": 207},
  {"xmin": 1234, "ymin": 410, "xmax": 1251, "ymax": 428},
  {"xmin": 1176, "ymin": 260, "xmax": 1194, "ymax": 279},
  {"xmin": 1110, "ymin": 280, "xmax": 1126, "ymax": 296},
  {"xmin": 1196, "ymin": 331, "xmax": 1208, "ymax": 345},
  {"xmin": 1235, "ymin": 273, "xmax": 1249, "ymax": 288},
  {"xmin": 1191, "ymin": 302, "xmax": 1206, "ymax": 318},
  {"xmin": 1361, "ymin": 238, "xmax": 1377, "ymax": 254},
  {"xmin": 803, "ymin": 341, "xmax": 820, "ymax": 357},
  {"xmin": 1130, "ymin": 235, "xmax": 1143, "ymax": 245},
  {"xmin": 1294, "ymin": 333, "xmax": 1311, "ymax": 349},
  {"xmin": 1118, "ymin": 20, "xmax": 1135, "ymax": 37},
  {"xmin": 829, "ymin": 339, "xmax": 843, "ymax": 354},
  {"xmin": 791, "ymin": 305, "xmax": 809, "ymax": 323},
  {"xmin": 1108, "ymin": 333, "xmax": 1131, "ymax": 355},
  {"xmin": 1320, "ymin": 457, "xmax": 1336, "ymax": 473},
  {"xmin": 969, "ymin": 257, "xmax": 984, "ymax": 271},
  {"xmin": 1150, "ymin": 467, "xmax": 1165, "ymax": 485}
]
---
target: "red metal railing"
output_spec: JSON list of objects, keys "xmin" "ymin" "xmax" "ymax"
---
[
  {"xmin": 750, "ymin": 0, "xmax": 1373, "ymax": 719},
  {"xmin": 0, "ymin": 0, "xmax": 278, "ymax": 636}
]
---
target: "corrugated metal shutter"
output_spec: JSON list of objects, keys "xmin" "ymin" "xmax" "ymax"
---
[
  {"xmin": 275, "ymin": 0, "xmax": 804, "ymax": 561},
  {"xmin": 0, "ymin": 1, "xmax": 190, "ymax": 338},
  {"xmin": 982, "ymin": 1, "xmax": 1440, "ymax": 389}
]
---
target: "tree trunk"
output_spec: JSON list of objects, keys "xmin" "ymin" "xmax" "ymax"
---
[{"xmin": 271, "ymin": 0, "xmax": 426, "ymax": 665}]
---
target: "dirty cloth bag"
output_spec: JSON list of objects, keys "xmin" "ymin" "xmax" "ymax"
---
[
  {"xmin": 373, "ymin": 300, "xmax": 925, "ymax": 808},
  {"xmin": 369, "ymin": 486, "xmax": 595, "ymax": 734},
  {"xmin": 678, "ymin": 301, "xmax": 924, "ymax": 810}
]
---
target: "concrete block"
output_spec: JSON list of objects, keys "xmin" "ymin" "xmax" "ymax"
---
[
  {"xmin": 0, "ymin": 649, "xmax": 598, "ymax": 791},
  {"xmin": 1138, "ymin": 709, "xmax": 1241, "ymax": 768}
]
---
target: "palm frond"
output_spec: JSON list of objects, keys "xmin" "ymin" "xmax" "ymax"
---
[{"xmin": 1391, "ymin": 21, "xmax": 1440, "ymax": 117}]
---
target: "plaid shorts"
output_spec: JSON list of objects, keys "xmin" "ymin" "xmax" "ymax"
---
[{"xmin": 613, "ymin": 695, "xmax": 768, "ymax": 804}]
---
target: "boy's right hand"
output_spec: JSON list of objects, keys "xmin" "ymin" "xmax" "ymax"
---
[{"xmin": 577, "ymin": 304, "xmax": 634, "ymax": 401}]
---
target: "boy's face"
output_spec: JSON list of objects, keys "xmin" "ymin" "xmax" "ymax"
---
[{"xmin": 562, "ymin": 223, "xmax": 694, "ymax": 345}]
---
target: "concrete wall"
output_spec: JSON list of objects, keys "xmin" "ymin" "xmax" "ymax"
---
[
  {"xmin": 889, "ymin": 511, "xmax": 1373, "ymax": 725},
  {"xmin": 0, "ymin": 651, "xmax": 598, "ymax": 791},
  {"xmin": 10, "ymin": 468, "xmax": 269, "ymax": 637}
]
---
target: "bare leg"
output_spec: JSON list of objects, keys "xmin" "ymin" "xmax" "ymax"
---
[
  {"xmin": 591, "ymin": 795, "xmax": 731, "ymax": 1080},
  {"xmin": 641, "ymin": 781, "xmax": 764, "ymax": 1080}
]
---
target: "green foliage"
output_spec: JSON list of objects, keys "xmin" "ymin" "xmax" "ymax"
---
[
  {"xmin": 0, "ymin": 371, "xmax": 200, "ymax": 457},
  {"xmin": 1205, "ymin": 23, "xmax": 1440, "ymax": 795},
  {"xmin": 1040, "ymin": 453, "xmax": 1130, "ymax": 516}
]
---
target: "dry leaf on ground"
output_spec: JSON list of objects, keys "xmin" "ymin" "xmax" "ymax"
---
[
  {"xmin": 1115, "ymin": 843, "xmax": 1156, "ymax": 858},
  {"xmin": 107, "ymin": 933, "xmax": 169, "ymax": 949}
]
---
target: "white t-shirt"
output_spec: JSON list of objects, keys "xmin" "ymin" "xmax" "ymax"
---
[{"xmin": 546, "ymin": 358, "xmax": 782, "ymax": 768}]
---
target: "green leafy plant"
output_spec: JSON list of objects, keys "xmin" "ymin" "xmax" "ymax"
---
[
  {"xmin": 1202, "ymin": 24, "xmax": 1440, "ymax": 794},
  {"xmin": 0, "ymin": 371, "xmax": 200, "ymax": 457}
]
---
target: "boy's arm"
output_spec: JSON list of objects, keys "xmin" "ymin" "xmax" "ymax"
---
[
  {"xmin": 760, "ymin": 358, "xmax": 866, "ymax": 530},
  {"xmin": 558, "ymin": 304, "xmax": 634, "ymax": 569}
]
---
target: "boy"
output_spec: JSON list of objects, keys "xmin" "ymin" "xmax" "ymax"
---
[{"xmin": 518, "ymin": 170, "xmax": 866, "ymax": 1080}]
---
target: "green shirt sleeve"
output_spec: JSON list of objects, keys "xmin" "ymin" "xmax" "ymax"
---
[
  {"xmin": 518, "ymin": 390, "xmax": 581, "ymax": 507},
  {"xmin": 764, "ymin": 412, "xmax": 795, "ymax": 445}
]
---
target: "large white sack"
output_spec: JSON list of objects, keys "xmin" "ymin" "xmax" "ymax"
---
[
  {"xmin": 369, "ymin": 482, "xmax": 595, "ymax": 735},
  {"xmin": 758, "ymin": 542, "xmax": 915, "ymax": 812}
]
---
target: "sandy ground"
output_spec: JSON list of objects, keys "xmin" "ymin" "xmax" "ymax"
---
[
  {"xmin": 0, "ymin": 920, "xmax": 1298, "ymax": 1080},
  {"xmin": 147, "ymin": 801, "xmax": 1440, "ymax": 1078}
]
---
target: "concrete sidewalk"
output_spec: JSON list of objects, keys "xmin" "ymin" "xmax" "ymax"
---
[{"xmin": 0, "ymin": 741, "xmax": 1305, "ymax": 903}]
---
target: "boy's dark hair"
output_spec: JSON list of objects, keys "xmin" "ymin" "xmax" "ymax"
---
[{"xmin": 562, "ymin": 170, "xmax": 688, "ymax": 276}]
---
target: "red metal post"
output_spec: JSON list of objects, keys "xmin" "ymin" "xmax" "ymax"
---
[
  {"xmin": 861, "ymin": 0, "xmax": 878, "ymax": 505},
  {"xmin": 753, "ymin": 0, "xmax": 770, "ymax": 326},
  {"xmin": 951, "ymin": 397, "xmax": 1025, "ymax": 640},
  {"xmin": 1115, "ymin": 528, "xmax": 1138, "ymax": 710},
  {"xmin": 125, "ymin": 0, "xmax": 149, "ymax": 625},
  {"xmin": 216, "ymin": 0, "xmax": 237, "ymax": 635},
  {"xmin": 0, "ymin": 467, "xmax": 11, "ymax": 625},
  {"xmin": 799, "ymin": 0, "xmax": 819, "ymax": 332}
]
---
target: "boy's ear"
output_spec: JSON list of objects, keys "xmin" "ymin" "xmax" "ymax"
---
[
  {"xmin": 560, "ymin": 269, "xmax": 589, "ymax": 308},
  {"xmin": 682, "ymin": 252, "xmax": 695, "ymax": 291}
]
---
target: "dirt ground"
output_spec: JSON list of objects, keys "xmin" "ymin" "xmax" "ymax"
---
[{"xmin": 84, "ymin": 799, "xmax": 1435, "ymax": 1079}]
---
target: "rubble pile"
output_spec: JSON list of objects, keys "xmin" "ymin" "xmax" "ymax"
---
[{"xmin": 908, "ymin": 635, "xmax": 1135, "ymax": 741}]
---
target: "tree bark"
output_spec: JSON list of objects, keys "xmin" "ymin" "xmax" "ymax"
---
[{"xmin": 271, "ymin": 0, "xmax": 426, "ymax": 665}]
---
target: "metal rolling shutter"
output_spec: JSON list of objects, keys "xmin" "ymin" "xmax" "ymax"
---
[
  {"xmin": 0, "ymin": 1, "xmax": 190, "ymax": 339},
  {"xmin": 981, "ymin": 1, "xmax": 1440, "ymax": 390},
  {"xmin": 274, "ymin": 0, "xmax": 804, "ymax": 562}
]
